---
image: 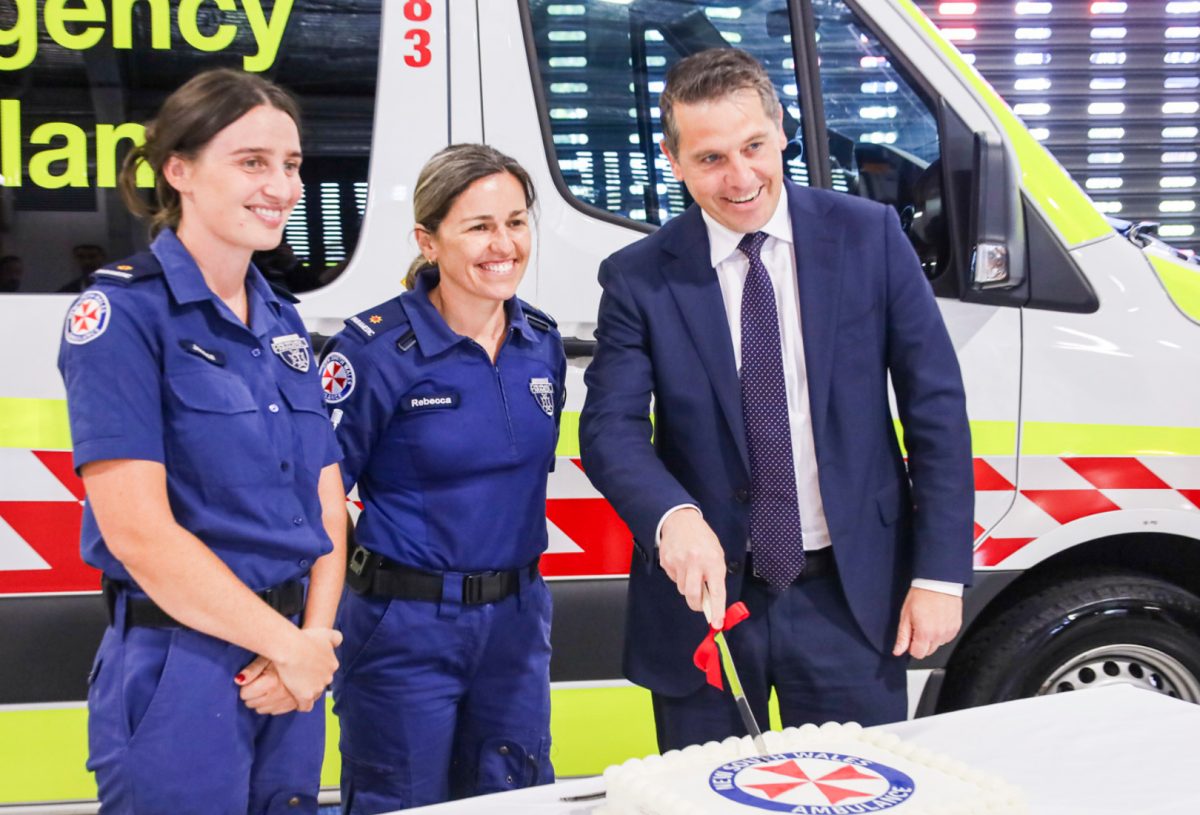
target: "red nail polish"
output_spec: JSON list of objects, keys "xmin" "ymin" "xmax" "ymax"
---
[{"xmin": 235, "ymin": 673, "xmax": 246, "ymax": 683}]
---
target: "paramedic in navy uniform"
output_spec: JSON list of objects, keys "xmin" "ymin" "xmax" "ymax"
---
[
  {"xmin": 322, "ymin": 144, "xmax": 566, "ymax": 813},
  {"xmin": 57, "ymin": 70, "xmax": 346, "ymax": 814}
]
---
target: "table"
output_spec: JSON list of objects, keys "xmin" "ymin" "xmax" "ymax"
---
[{"xmin": 404, "ymin": 686, "xmax": 1200, "ymax": 814}]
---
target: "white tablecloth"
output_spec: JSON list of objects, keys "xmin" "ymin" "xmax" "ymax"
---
[{"xmin": 405, "ymin": 685, "xmax": 1200, "ymax": 814}]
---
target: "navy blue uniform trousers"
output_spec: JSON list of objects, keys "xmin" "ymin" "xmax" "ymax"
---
[
  {"xmin": 87, "ymin": 602, "xmax": 322, "ymax": 814},
  {"xmin": 652, "ymin": 564, "xmax": 908, "ymax": 752},
  {"xmin": 333, "ymin": 573, "xmax": 553, "ymax": 813}
]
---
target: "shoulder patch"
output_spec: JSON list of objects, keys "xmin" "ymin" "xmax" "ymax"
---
[
  {"xmin": 320, "ymin": 351, "xmax": 356, "ymax": 404},
  {"xmin": 90, "ymin": 252, "xmax": 163, "ymax": 287},
  {"xmin": 345, "ymin": 297, "xmax": 408, "ymax": 342},
  {"xmin": 522, "ymin": 302, "xmax": 557, "ymax": 333},
  {"xmin": 64, "ymin": 291, "xmax": 112, "ymax": 345}
]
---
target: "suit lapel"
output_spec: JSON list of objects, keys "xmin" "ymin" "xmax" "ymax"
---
[
  {"xmin": 659, "ymin": 208, "xmax": 750, "ymax": 474},
  {"xmin": 788, "ymin": 184, "xmax": 845, "ymax": 448}
]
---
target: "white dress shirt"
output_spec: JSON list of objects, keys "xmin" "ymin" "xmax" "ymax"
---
[{"xmin": 657, "ymin": 192, "xmax": 961, "ymax": 598}]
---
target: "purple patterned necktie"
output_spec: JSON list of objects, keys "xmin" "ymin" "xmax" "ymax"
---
[{"xmin": 738, "ymin": 231, "xmax": 805, "ymax": 590}]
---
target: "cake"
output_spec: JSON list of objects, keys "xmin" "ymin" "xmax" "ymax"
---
[{"xmin": 597, "ymin": 722, "xmax": 1026, "ymax": 814}]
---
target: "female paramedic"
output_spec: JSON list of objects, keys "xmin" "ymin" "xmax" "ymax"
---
[
  {"xmin": 57, "ymin": 69, "xmax": 346, "ymax": 814},
  {"xmin": 321, "ymin": 144, "xmax": 566, "ymax": 813}
]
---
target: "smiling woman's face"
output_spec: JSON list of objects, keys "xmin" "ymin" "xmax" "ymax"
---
[
  {"xmin": 166, "ymin": 104, "xmax": 303, "ymax": 257},
  {"xmin": 417, "ymin": 171, "xmax": 531, "ymax": 307}
]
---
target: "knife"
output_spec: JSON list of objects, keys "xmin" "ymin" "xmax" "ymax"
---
[{"xmin": 702, "ymin": 586, "xmax": 768, "ymax": 755}]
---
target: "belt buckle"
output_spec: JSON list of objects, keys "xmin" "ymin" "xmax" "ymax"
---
[{"xmin": 462, "ymin": 572, "xmax": 487, "ymax": 604}]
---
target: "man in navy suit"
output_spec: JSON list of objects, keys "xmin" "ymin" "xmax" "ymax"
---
[{"xmin": 579, "ymin": 49, "xmax": 974, "ymax": 751}]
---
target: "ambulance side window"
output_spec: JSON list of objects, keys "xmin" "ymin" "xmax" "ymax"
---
[
  {"xmin": 527, "ymin": 0, "xmax": 810, "ymax": 229},
  {"xmin": 810, "ymin": 1, "xmax": 950, "ymax": 284},
  {"xmin": 0, "ymin": 1, "xmax": 381, "ymax": 295}
]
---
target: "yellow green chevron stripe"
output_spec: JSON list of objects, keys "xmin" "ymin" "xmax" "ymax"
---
[
  {"xmin": 0, "ymin": 685, "xmax": 660, "ymax": 804},
  {"xmin": 0, "ymin": 398, "xmax": 72, "ymax": 450},
  {"xmin": 1148, "ymin": 255, "xmax": 1200, "ymax": 324},
  {"xmin": 893, "ymin": 0, "xmax": 1111, "ymax": 247}
]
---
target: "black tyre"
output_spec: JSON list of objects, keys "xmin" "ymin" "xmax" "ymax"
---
[{"xmin": 941, "ymin": 572, "xmax": 1200, "ymax": 710}]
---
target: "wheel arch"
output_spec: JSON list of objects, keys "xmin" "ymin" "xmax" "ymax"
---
[{"xmin": 928, "ymin": 531, "xmax": 1200, "ymax": 713}]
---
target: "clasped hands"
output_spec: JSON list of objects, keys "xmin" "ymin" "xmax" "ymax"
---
[
  {"xmin": 659, "ymin": 508, "xmax": 961, "ymax": 658},
  {"xmin": 236, "ymin": 626, "xmax": 342, "ymax": 716}
]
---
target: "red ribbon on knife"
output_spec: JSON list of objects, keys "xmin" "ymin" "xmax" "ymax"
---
[{"xmin": 692, "ymin": 601, "xmax": 750, "ymax": 690}]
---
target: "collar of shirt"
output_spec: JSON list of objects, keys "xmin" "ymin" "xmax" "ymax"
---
[
  {"xmin": 700, "ymin": 188, "xmax": 793, "ymax": 268},
  {"xmin": 150, "ymin": 228, "xmax": 281, "ymax": 337},
  {"xmin": 404, "ymin": 267, "xmax": 540, "ymax": 356}
]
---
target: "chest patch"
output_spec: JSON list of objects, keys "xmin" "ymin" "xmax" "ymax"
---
[
  {"xmin": 529, "ymin": 377, "xmax": 555, "ymax": 417},
  {"xmin": 64, "ymin": 291, "xmax": 111, "ymax": 345},
  {"xmin": 401, "ymin": 392, "xmax": 460, "ymax": 412},
  {"xmin": 271, "ymin": 333, "xmax": 310, "ymax": 373}
]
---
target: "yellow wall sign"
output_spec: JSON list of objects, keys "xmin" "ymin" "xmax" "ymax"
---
[{"xmin": 0, "ymin": 0, "xmax": 297, "ymax": 189}]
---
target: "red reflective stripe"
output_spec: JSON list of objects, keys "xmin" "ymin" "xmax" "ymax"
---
[
  {"xmin": 33, "ymin": 450, "xmax": 85, "ymax": 501},
  {"xmin": 973, "ymin": 459, "xmax": 1014, "ymax": 491},
  {"xmin": 1062, "ymin": 457, "xmax": 1171, "ymax": 490},
  {"xmin": 0, "ymin": 501, "xmax": 99, "ymax": 594},
  {"xmin": 1021, "ymin": 489, "xmax": 1121, "ymax": 525},
  {"xmin": 542, "ymin": 498, "xmax": 633, "ymax": 577},
  {"xmin": 973, "ymin": 537, "xmax": 1034, "ymax": 567},
  {"xmin": 1180, "ymin": 490, "xmax": 1200, "ymax": 511}
]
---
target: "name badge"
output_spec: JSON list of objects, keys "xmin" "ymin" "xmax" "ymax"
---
[
  {"xmin": 179, "ymin": 339, "xmax": 226, "ymax": 366},
  {"xmin": 401, "ymin": 392, "xmax": 460, "ymax": 412}
]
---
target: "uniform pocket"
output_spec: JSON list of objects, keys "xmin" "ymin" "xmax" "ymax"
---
[
  {"xmin": 165, "ymin": 371, "xmax": 269, "ymax": 485},
  {"xmin": 875, "ymin": 479, "xmax": 907, "ymax": 526},
  {"xmin": 279, "ymin": 377, "xmax": 336, "ymax": 471},
  {"xmin": 337, "ymin": 593, "xmax": 396, "ymax": 678},
  {"xmin": 123, "ymin": 629, "xmax": 180, "ymax": 744}
]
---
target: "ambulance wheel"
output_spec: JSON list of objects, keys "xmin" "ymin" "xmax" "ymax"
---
[{"xmin": 941, "ymin": 572, "xmax": 1200, "ymax": 710}]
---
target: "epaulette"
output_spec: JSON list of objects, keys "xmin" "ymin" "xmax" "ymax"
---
[
  {"xmin": 89, "ymin": 251, "xmax": 163, "ymax": 287},
  {"xmin": 344, "ymin": 297, "xmax": 408, "ymax": 343},
  {"xmin": 522, "ymin": 302, "xmax": 558, "ymax": 333},
  {"xmin": 268, "ymin": 281, "xmax": 301, "ymax": 304}
]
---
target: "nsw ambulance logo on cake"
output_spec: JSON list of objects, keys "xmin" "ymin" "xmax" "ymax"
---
[
  {"xmin": 709, "ymin": 751, "xmax": 914, "ymax": 813},
  {"xmin": 64, "ymin": 291, "xmax": 111, "ymax": 345}
]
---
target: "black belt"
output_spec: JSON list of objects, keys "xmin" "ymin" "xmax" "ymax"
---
[
  {"xmin": 745, "ymin": 547, "xmax": 835, "ymax": 584},
  {"xmin": 102, "ymin": 576, "xmax": 306, "ymax": 629},
  {"xmin": 346, "ymin": 544, "xmax": 538, "ymax": 605}
]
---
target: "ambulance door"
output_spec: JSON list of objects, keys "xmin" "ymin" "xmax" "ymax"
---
[{"xmin": 810, "ymin": 0, "xmax": 1023, "ymax": 623}]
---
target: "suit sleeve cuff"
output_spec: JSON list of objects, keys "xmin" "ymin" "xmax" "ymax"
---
[
  {"xmin": 656, "ymin": 504, "xmax": 701, "ymax": 547},
  {"xmin": 911, "ymin": 578, "xmax": 963, "ymax": 597}
]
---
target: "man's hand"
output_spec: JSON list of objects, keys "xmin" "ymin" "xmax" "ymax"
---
[
  {"xmin": 659, "ymin": 508, "xmax": 729, "ymax": 628},
  {"xmin": 272, "ymin": 627, "xmax": 342, "ymax": 712},
  {"xmin": 236, "ymin": 656, "xmax": 299, "ymax": 716},
  {"xmin": 892, "ymin": 587, "xmax": 962, "ymax": 659}
]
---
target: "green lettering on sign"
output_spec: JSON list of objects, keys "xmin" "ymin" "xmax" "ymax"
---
[
  {"xmin": 44, "ymin": 0, "xmax": 106, "ymax": 51},
  {"xmin": 0, "ymin": 0, "xmax": 37, "ymax": 71},
  {"xmin": 28, "ymin": 121, "xmax": 89, "ymax": 189}
]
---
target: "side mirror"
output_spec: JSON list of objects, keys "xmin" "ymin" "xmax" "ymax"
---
[{"xmin": 969, "ymin": 131, "xmax": 1025, "ymax": 291}]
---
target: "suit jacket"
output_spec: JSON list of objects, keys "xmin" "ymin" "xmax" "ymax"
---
[{"xmin": 579, "ymin": 181, "xmax": 975, "ymax": 696}]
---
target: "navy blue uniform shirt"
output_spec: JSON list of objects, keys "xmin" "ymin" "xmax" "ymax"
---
[
  {"xmin": 58, "ymin": 229, "xmax": 341, "ymax": 590},
  {"xmin": 322, "ymin": 269, "xmax": 566, "ymax": 573}
]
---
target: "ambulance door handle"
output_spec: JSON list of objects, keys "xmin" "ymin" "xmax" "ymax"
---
[{"xmin": 563, "ymin": 337, "xmax": 596, "ymax": 359}]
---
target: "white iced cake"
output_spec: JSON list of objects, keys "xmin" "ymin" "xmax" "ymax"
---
[{"xmin": 598, "ymin": 722, "xmax": 1026, "ymax": 815}]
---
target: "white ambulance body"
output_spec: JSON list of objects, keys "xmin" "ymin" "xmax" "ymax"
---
[{"xmin": 2, "ymin": 0, "xmax": 1199, "ymax": 808}]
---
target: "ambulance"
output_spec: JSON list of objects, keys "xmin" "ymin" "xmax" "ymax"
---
[{"xmin": 2, "ymin": 0, "xmax": 1199, "ymax": 808}]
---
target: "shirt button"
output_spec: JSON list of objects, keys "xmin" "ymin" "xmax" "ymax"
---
[
  {"xmin": 298, "ymin": 559, "xmax": 310, "ymax": 568},
  {"xmin": 287, "ymin": 797, "xmax": 300, "ymax": 807},
  {"xmin": 499, "ymin": 745, "xmax": 510, "ymax": 755},
  {"xmin": 280, "ymin": 461, "xmax": 290, "ymax": 472},
  {"xmin": 251, "ymin": 348, "xmax": 262, "ymax": 358},
  {"xmin": 505, "ymin": 775, "xmax": 514, "ymax": 785},
  {"xmin": 292, "ymin": 517, "xmax": 304, "ymax": 526},
  {"xmin": 268, "ymin": 403, "xmax": 280, "ymax": 413},
  {"xmin": 734, "ymin": 488, "xmax": 751, "ymax": 504}
]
